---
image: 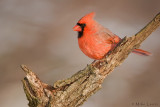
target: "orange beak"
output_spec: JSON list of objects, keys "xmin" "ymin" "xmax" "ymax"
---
[{"xmin": 73, "ymin": 25, "xmax": 82, "ymax": 32}]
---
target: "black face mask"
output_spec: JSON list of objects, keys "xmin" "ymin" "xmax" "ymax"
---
[{"xmin": 77, "ymin": 23, "xmax": 86, "ymax": 38}]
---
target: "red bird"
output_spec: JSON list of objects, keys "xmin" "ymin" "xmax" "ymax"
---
[{"xmin": 73, "ymin": 12, "xmax": 151, "ymax": 60}]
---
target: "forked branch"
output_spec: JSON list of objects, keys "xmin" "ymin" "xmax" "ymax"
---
[{"xmin": 21, "ymin": 12, "xmax": 160, "ymax": 107}]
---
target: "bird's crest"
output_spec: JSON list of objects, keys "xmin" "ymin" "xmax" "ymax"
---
[{"xmin": 78, "ymin": 12, "xmax": 95, "ymax": 23}]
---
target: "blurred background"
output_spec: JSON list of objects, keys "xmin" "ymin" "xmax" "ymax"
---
[{"xmin": 0, "ymin": 0, "xmax": 160, "ymax": 107}]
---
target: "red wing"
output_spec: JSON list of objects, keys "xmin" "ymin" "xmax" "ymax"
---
[
  {"xmin": 103, "ymin": 33, "xmax": 121, "ymax": 44},
  {"xmin": 105, "ymin": 38, "xmax": 114, "ymax": 44},
  {"xmin": 95, "ymin": 28, "xmax": 121, "ymax": 44}
]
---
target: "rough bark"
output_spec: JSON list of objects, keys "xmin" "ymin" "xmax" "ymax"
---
[{"xmin": 21, "ymin": 12, "xmax": 160, "ymax": 107}]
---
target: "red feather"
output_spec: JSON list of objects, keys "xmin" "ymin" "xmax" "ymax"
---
[{"xmin": 73, "ymin": 12, "xmax": 151, "ymax": 60}]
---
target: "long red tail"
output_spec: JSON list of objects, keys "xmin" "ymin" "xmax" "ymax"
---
[{"xmin": 132, "ymin": 49, "xmax": 151, "ymax": 56}]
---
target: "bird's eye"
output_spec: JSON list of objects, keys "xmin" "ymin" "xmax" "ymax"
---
[{"xmin": 82, "ymin": 23, "xmax": 86, "ymax": 27}]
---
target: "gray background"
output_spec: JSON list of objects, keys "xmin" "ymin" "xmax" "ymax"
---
[{"xmin": 0, "ymin": 0, "xmax": 160, "ymax": 107}]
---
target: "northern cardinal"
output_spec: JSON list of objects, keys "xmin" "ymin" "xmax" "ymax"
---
[{"xmin": 73, "ymin": 12, "xmax": 151, "ymax": 60}]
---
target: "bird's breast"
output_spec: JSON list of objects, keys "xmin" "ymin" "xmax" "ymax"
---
[{"xmin": 78, "ymin": 34, "xmax": 113, "ymax": 60}]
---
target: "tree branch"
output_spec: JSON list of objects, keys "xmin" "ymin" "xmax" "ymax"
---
[{"xmin": 21, "ymin": 12, "xmax": 160, "ymax": 107}]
